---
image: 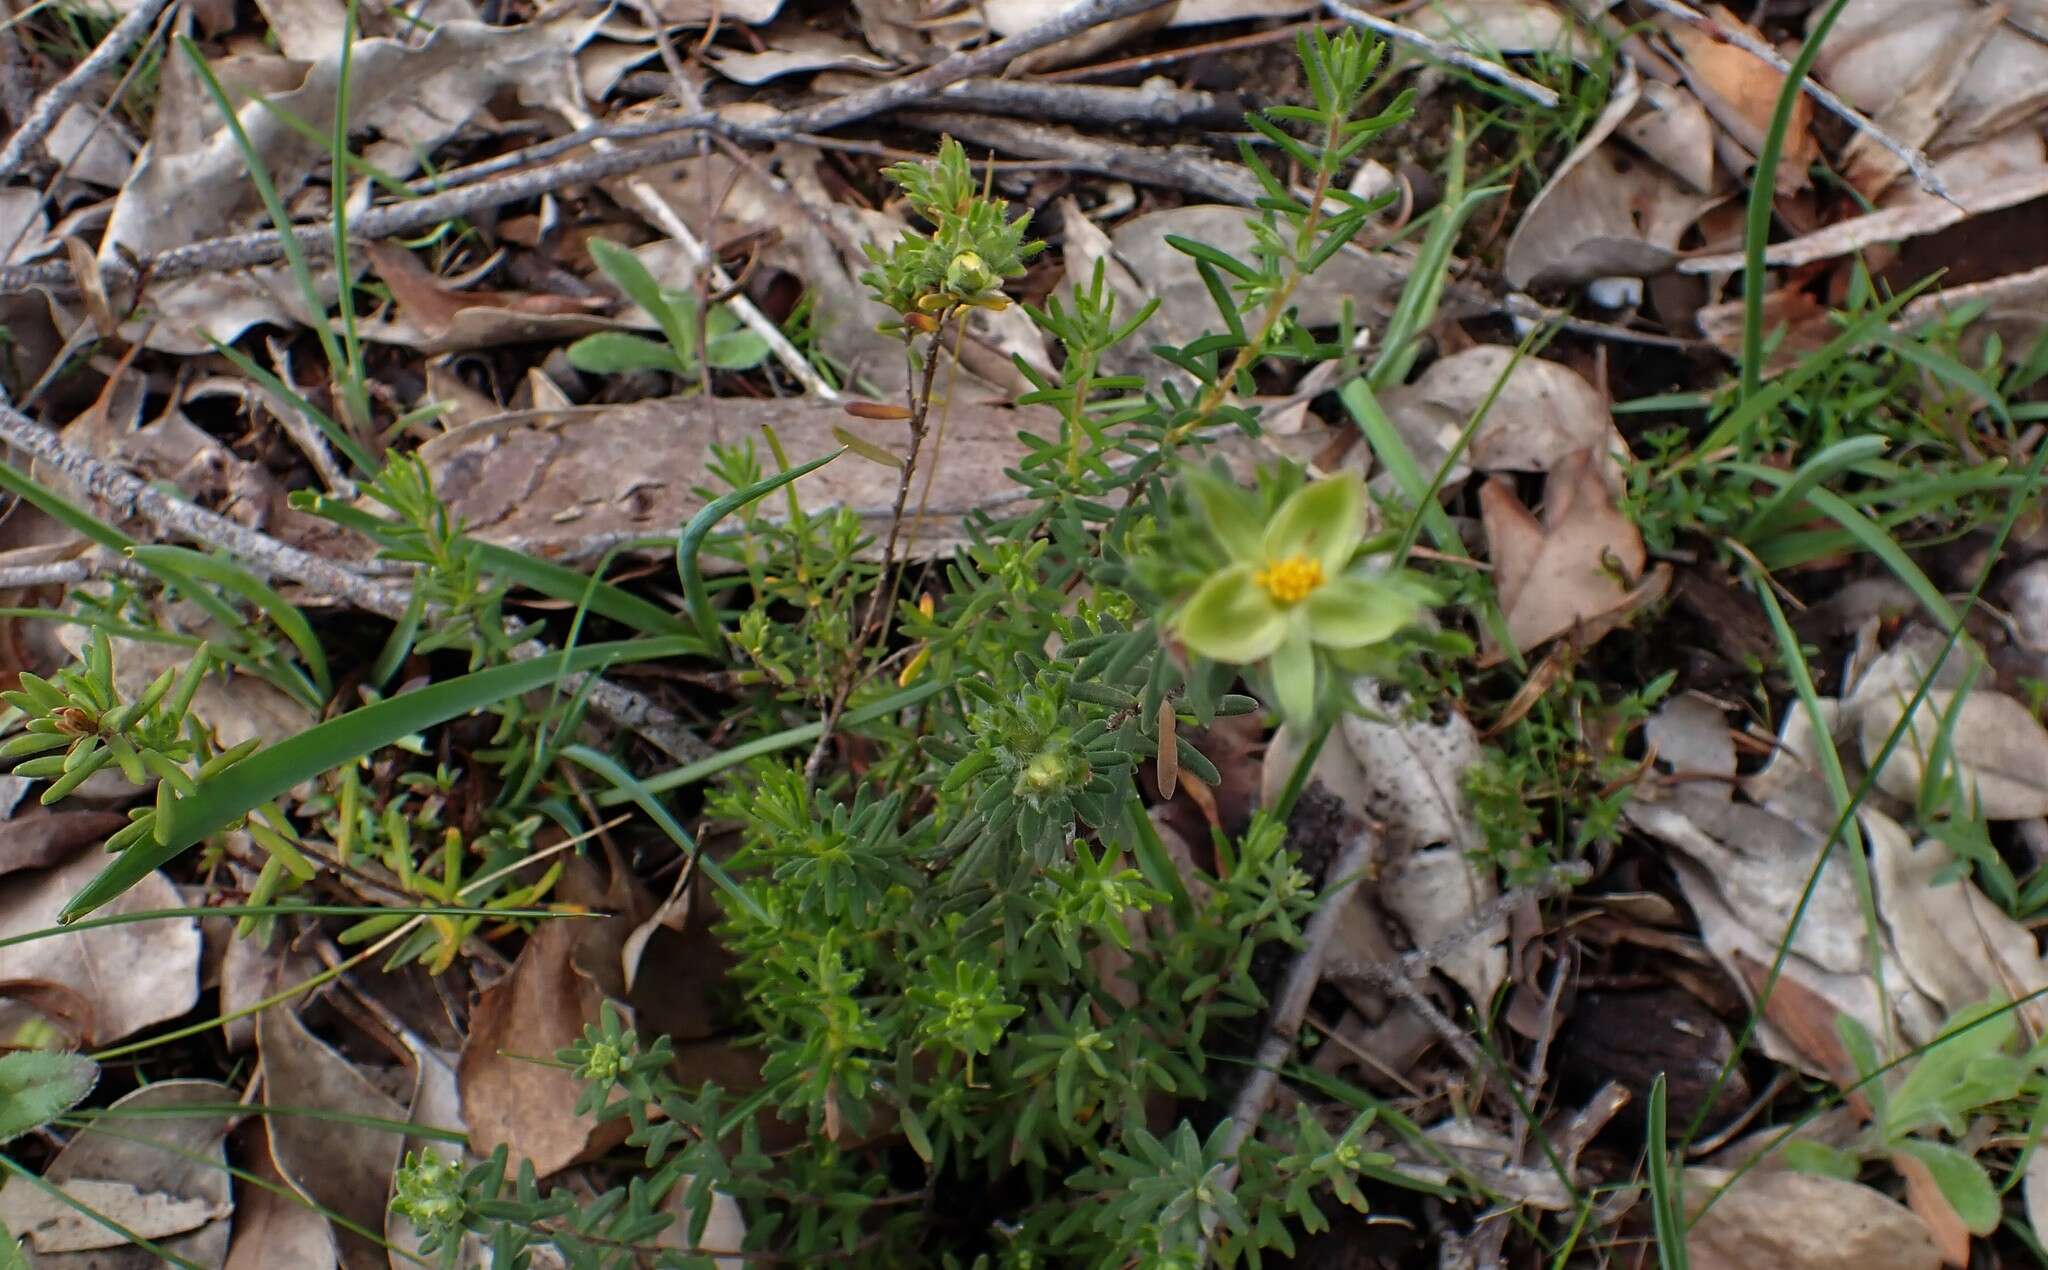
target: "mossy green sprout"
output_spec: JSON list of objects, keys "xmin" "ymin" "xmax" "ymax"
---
[{"xmin": 1173, "ymin": 470, "xmax": 1418, "ymax": 722}]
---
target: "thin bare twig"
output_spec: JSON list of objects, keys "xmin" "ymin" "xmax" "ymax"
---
[
  {"xmin": 0, "ymin": 0, "xmax": 173, "ymax": 182},
  {"xmin": 1213, "ymin": 824, "xmax": 1380, "ymax": 1191},
  {"xmin": 0, "ymin": 393, "xmax": 711, "ymax": 762},
  {"xmin": 802, "ymin": 323, "xmax": 952, "ymax": 785},
  {"xmin": 0, "ymin": 0, "xmax": 1179, "ymax": 297},
  {"xmin": 1323, "ymin": 0, "xmax": 1562, "ymax": 109},
  {"xmin": 897, "ymin": 111, "xmax": 1267, "ymax": 205},
  {"xmin": 1633, "ymin": 0, "xmax": 1949, "ymax": 199}
]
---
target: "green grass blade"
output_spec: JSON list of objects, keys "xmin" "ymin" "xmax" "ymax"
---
[
  {"xmin": 472, "ymin": 543, "xmax": 692, "ymax": 639},
  {"xmin": 1739, "ymin": 434, "xmax": 1890, "ymax": 541},
  {"xmin": 1646, "ymin": 1075, "xmax": 1689, "ymax": 1270},
  {"xmin": 127, "ymin": 544, "xmax": 331, "ymax": 697},
  {"xmin": 60, "ymin": 636, "xmax": 694, "ymax": 921},
  {"xmin": 1740, "ymin": 0, "xmax": 1855, "ymax": 401},
  {"xmin": 678, "ymin": 449, "xmax": 843, "ymax": 646},
  {"xmin": 559, "ymin": 744, "xmax": 766, "ymax": 926},
  {"xmin": 623, "ymin": 678, "xmax": 947, "ymax": 798}
]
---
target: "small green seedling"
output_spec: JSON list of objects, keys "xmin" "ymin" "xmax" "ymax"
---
[{"xmin": 568, "ymin": 238, "xmax": 770, "ymax": 379}]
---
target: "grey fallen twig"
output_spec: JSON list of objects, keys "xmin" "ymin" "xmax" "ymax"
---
[
  {"xmin": 0, "ymin": 0, "xmax": 1179, "ymax": 296},
  {"xmin": 1211, "ymin": 824, "xmax": 1380, "ymax": 1196},
  {"xmin": 897, "ymin": 111, "xmax": 1267, "ymax": 206},
  {"xmin": 1633, "ymin": 0, "xmax": 1949, "ymax": 200},
  {"xmin": 1323, "ymin": 0, "xmax": 1562, "ymax": 109},
  {"xmin": 0, "ymin": 394, "xmax": 711, "ymax": 763},
  {"xmin": 0, "ymin": 0, "xmax": 175, "ymax": 183}
]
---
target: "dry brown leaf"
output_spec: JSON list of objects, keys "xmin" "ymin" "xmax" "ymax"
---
[
  {"xmin": 1662, "ymin": 5, "xmax": 1816, "ymax": 190},
  {"xmin": 1727, "ymin": 949, "xmax": 1868, "ymax": 1111},
  {"xmin": 0, "ymin": 850, "xmax": 200, "ymax": 1046},
  {"xmin": 259, "ymin": 1005, "xmax": 407, "ymax": 1270},
  {"xmin": 224, "ymin": 1121, "xmax": 339, "ymax": 1270},
  {"xmin": 0, "ymin": 809, "xmax": 127, "ymax": 878},
  {"xmin": 1477, "ymin": 447, "xmax": 1664, "ymax": 662},
  {"xmin": 1892, "ymin": 1147, "xmax": 1973, "ymax": 1268},
  {"xmin": 26, "ymin": 1081, "xmax": 236, "ymax": 1269},
  {"xmin": 418, "ymin": 396, "xmax": 1338, "ymax": 568},
  {"xmin": 361, "ymin": 241, "xmax": 614, "ymax": 354},
  {"xmin": 459, "ymin": 914, "xmax": 627, "ymax": 1178},
  {"xmin": 1503, "ymin": 66, "xmax": 1724, "ymax": 288},
  {"xmin": 1685, "ymin": 1167, "xmax": 1940, "ymax": 1270}
]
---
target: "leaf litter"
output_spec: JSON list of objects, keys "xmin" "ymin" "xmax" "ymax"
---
[{"xmin": 6, "ymin": 0, "xmax": 2048, "ymax": 1262}]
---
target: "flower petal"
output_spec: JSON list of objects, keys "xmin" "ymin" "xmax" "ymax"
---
[
  {"xmin": 1186, "ymin": 469, "xmax": 1263, "ymax": 563},
  {"xmin": 1301, "ymin": 574, "xmax": 1416, "ymax": 649},
  {"xmin": 1263, "ymin": 471, "xmax": 1366, "ymax": 575},
  {"xmin": 1267, "ymin": 623, "xmax": 1318, "ymax": 723},
  {"xmin": 1176, "ymin": 565, "xmax": 1287, "ymax": 663}
]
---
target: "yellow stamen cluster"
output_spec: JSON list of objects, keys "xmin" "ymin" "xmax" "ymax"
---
[{"xmin": 1253, "ymin": 555, "xmax": 1324, "ymax": 606}]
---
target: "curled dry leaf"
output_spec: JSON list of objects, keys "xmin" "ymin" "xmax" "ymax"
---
[
  {"xmin": 21, "ymin": 1080, "xmax": 236, "ymax": 1269},
  {"xmin": 361, "ymin": 242, "xmax": 617, "ymax": 354},
  {"xmin": 1477, "ymin": 447, "xmax": 1669, "ymax": 663},
  {"xmin": 1684, "ymin": 1167, "xmax": 1941, "ymax": 1270},
  {"xmin": 1378, "ymin": 345, "xmax": 1626, "ymax": 480},
  {"xmin": 1503, "ymin": 65, "xmax": 1724, "ymax": 289},
  {"xmin": 258, "ymin": 1005, "xmax": 407, "ymax": 1270},
  {"xmin": 1263, "ymin": 681, "xmax": 1504, "ymax": 1006},
  {"xmin": 0, "ymin": 850, "xmax": 200, "ymax": 1046}
]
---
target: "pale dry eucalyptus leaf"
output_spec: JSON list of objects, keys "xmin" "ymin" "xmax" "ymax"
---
[
  {"xmin": 1685, "ymin": 1167, "xmax": 1940, "ymax": 1270},
  {"xmin": 104, "ymin": 12, "xmax": 595, "ymax": 353},
  {"xmin": 1618, "ymin": 79, "xmax": 1717, "ymax": 195},
  {"xmin": 0, "ymin": 851, "xmax": 200, "ymax": 1046},
  {"xmin": 1504, "ymin": 63, "xmax": 1718, "ymax": 289},
  {"xmin": 1813, "ymin": 0, "xmax": 2048, "ymax": 147},
  {"xmin": 1401, "ymin": 0, "xmax": 1599, "ymax": 62},
  {"xmin": 1262, "ymin": 680, "xmax": 1504, "ymax": 1006},
  {"xmin": 1379, "ymin": 345, "xmax": 1625, "ymax": 478},
  {"xmin": 418, "ymin": 397, "xmax": 1336, "ymax": 566},
  {"xmin": 1855, "ymin": 687, "xmax": 2048, "ymax": 819},
  {"xmin": 703, "ymin": 30, "xmax": 891, "ymax": 84},
  {"xmin": 0, "ymin": 1180, "xmax": 229, "ymax": 1253},
  {"xmin": 25, "ymin": 1081, "xmax": 235, "ymax": 1269},
  {"xmin": 1863, "ymin": 808, "xmax": 2048, "ymax": 1032},
  {"xmin": 225, "ymin": 1121, "xmax": 338, "ymax": 1270}
]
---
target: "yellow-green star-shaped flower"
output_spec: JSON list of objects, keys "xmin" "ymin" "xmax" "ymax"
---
[{"xmin": 1173, "ymin": 470, "xmax": 1415, "ymax": 721}]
